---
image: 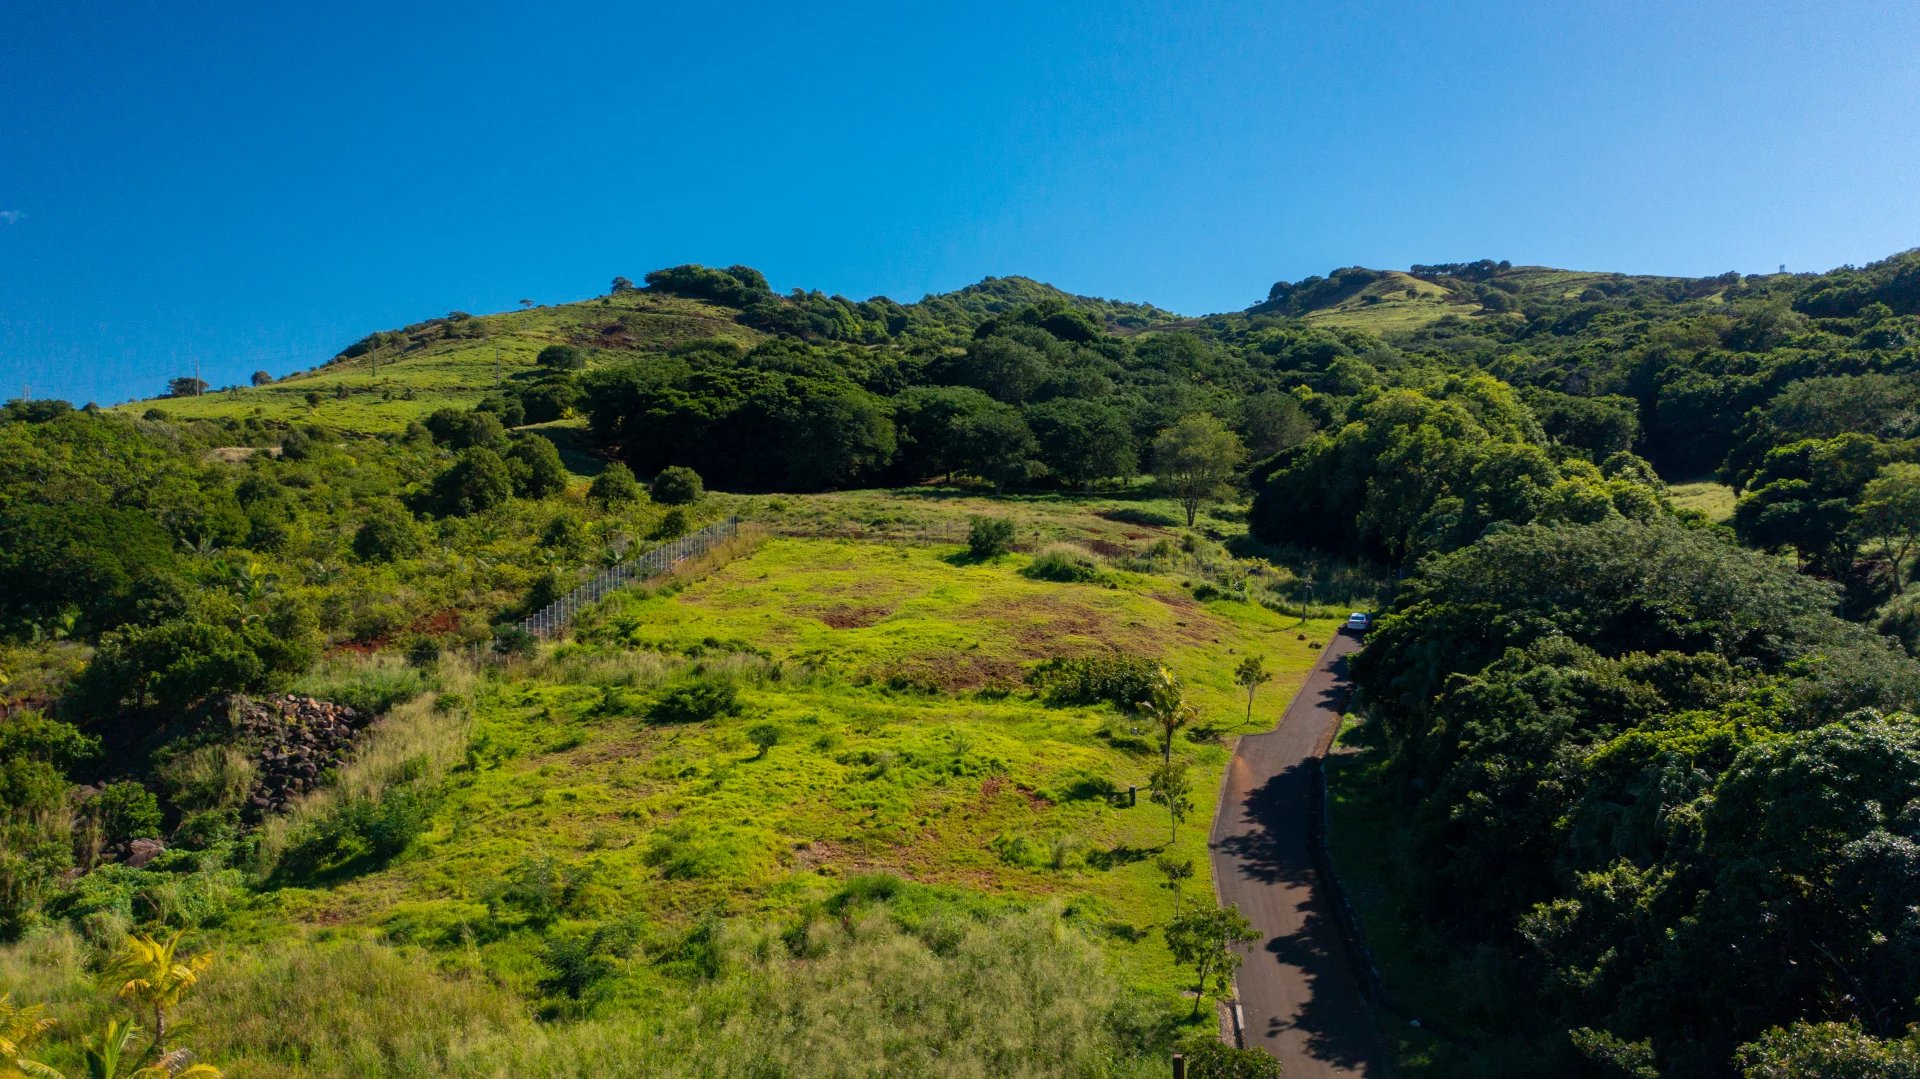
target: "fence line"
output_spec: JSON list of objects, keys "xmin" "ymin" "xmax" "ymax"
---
[{"xmin": 520, "ymin": 516, "xmax": 739, "ymax": 638}]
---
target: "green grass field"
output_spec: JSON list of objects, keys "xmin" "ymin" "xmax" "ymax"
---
[
  {"xmin": 1668, "ymin": 478, "xmax": 1737, "ymax": 522},
  {"xmin": 264, "ymin": 537, "xmax": 1340, "ymax": 996}
]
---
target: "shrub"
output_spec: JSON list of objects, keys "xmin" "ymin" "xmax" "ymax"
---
[
  {"xmin": 508, "ymin": 436, "xmax": 569, "ymax": 499},
  {"xmin": 277, "ymin": 787, "xmax": 433, "ymax": 881},
  {"xmin": 746, "ymin": 722, "xmax": 782, "ymax": 759},
  {"xmin": 433, "ymin": 447, "xmax": 514, "ymax": 516},
  {"xmin": 968, "ymin": 516, "xmax": 1016, "ymax": 559},
  {"xmin": 652, "ymin": 466, "xmax": 704, "ymax": 505},
  {"xmin": 352, "ymin": 502, "xmax": 425, "ymax": 563},
  {"xmin": 536, "ymin": 344, "xmax": 584, "ymax": 371},
  {"xmin": 1027, "ymin": 653, "xmax": 1160, "ymax": 710},
  {"xmin": 650, "ymin": 679, "xmax": 739, "ymax": 724},
  {"xmin": 588, "ymin": 462, "xmax": 643, "ymax": 506},
  {"xmin": 1021, "ymin": 544, "xmax": 1106, "ymax": 583},
  {"xmin": 652, "ymin": 507, "xmax": 689, "ymax": 540},
  {"xmin": 1180, "ymin": 1037, "xmax": 1284, "ymax": 1079},
  {"xmin": 493, "ymin": 625, "xmax": 536, "ymax": 657},
  {"xmin": 87, "ymin": 781, "xmax": 163, "ymax": 845}
]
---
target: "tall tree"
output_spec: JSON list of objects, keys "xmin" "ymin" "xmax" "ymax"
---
[
  {"xmin": 1152, "ymin": 413, "xmax": 1246, "ymax": 527},
  {"xmin": 1857, "ymin": 462, "xmax": 1920, "ymax": 591}
]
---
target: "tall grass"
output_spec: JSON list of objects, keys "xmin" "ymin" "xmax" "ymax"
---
[
  {"xmin": 253, "ymin": 662, "xmax": 474, "ymax": 874},
  {"xmin": 290, "ymin": 652, "xmax": 434, "ymax": 716},
  {"xmin": 166, "ymin": 901, "xmax": 1166, "ymax": 1079}
]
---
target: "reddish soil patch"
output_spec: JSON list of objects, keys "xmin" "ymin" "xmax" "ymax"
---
[
  {"xmin": 1017, "ymin": 783, "xmax": 1054, "ymax": 810},
  {"xmin": 873, "ymin": 653, "xmax": 1022, "ymax": 692},
  {"xmin": 980, "ymin": 776, "xmax": 1006, "ymax": 798},
  {"xmin": 1085, "ymin": 538, "xmax": 1134, "ymax": 559},
  {"xmin": 815, "ymin": 604, "xmax": 892, "ymax": 629},
  {"xmin": 409, "ymin": 607, "xmax": 463, "ymax": 636}
]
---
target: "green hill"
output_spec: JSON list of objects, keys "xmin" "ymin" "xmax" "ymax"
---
[{"xmin": 131, "ymin": 272, "xmax": 1180, "ymax": 435}]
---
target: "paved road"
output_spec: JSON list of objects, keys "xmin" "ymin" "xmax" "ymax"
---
[{"xmin": 1209, "ymin": 632, "xmax": 1393, "ymax": 1076}]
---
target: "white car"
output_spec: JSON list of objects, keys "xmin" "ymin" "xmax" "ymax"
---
[{"xmin": 1344, "ymin": 612, "xmax": 1371, "ymax": 634}]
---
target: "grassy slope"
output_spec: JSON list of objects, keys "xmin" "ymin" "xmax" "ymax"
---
[
  {"xmin": 126, "ymin": 292, "xmax": 762, "ymax": 433},
  {"xmin": 1668, "ymin": 478, "xmax": 1738, "ymax": 522},
  {"xmin": 1293, "ymin": 266, "xmax": 1705, "ymax": 339},
  {"xmin": 242, "ymin": 533, "xmax": 1342, "ymax": 1009}
]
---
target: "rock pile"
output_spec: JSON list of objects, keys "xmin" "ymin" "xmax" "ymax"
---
[{"xmin": 235, "ymin": 694, "xmax": 371, "ymax": 817}]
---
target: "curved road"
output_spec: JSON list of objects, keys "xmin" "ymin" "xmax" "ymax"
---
[{"xmin": 1209, "ymin": 632, "xmax": 1393, "ymax": 1076}]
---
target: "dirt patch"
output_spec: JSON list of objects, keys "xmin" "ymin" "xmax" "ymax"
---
[
  {"xmin": 814, "ymin": 603, "xmax": 892, "ymax": 629},
  {"xmin": 1085, "ymin": 538, "xmax": 1134, "ymax": 559},
  {"xmin": 872, "ymin": 653, "xmax": 1022, "ymax": 693}
]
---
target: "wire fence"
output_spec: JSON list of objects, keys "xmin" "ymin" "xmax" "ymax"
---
[{"xmin": 520, "ymin": 516, "xmax": 739, "ymax": 638}]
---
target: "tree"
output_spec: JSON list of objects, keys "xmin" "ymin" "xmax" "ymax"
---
[
  {"xmin": 651, "ymin": 466, "xmax": 704, "ymax": 505},
  {"xmin": 955, "ymin": 406, "xmax": 1037, "ymax": 492},
  {"xmin": 746, "ymin": 722, "xmax": 782, "ymax": 760},
  {"xmin": 165, "ymin": 378, "xmax": 206, "ymax": 399},
  {"xmin": 536, "ymin": 344, "xmax": 584, "ymax": 372},
  {"xmin": 1164, "ymin": 903, "xmax": 1258, "ymax": 1018},
  {"xmin": 588, "ymin": 462, "xmax": 643, "ymax": 506},
  {"xmin": 101, "ymin": 931, "xmax": 213, "ymax": 1054},
  {"xmin": 352, "ymin": 502, "xmax": 424, "ymax": 563},
  {"xmin": 1147, "ymin": 758, "xmax": 1193, "ymax": 844},
  {"xmin": 424, "ymin": 408, "xmax": 507, "ymax": 451},
  {"xmin": 433, "ymin": 447, "xmax": 513, "ymax": 516},
  {"xmin": 1857, "ymin": 463, "xmax": 1920, "ymax": 591},
  {"xmin": 610, "ymin": 276, "xmax": 635, "ymax": 294},
  {"xmin": 1025, "ymin": 399, "xmax": 1137, "ymax": 487},
  {"xmin": 1139, "ymin": 667, "xmax": 1196, "ymax": 763},
  {"xmin": 249, "ymin": 371, "xmax": 272, "ymax": 387},
  {"xmin": 1152, "ymin": 413, "xmax": 1246, "ymax": 527},
  {"xmin": 508, "ymin": 436, "xmax": 569, "ymax": 499},
  {"xmin": 1, "ymin": 992, "xmax": 57, "ymax": 1075},
  {"xmin": 1239, "ymin": 391, "xmax": 1316, "ymax": 459},
  {"xmin": 1233, "ymin": 656, "xmax": 1272, "ymax": 724}
]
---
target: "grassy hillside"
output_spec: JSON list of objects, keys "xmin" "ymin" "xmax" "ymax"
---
[
  {"xmin": 127, "ymin": 274, "xmax": 1180, "ymax": 436},
  {"xmin": 132, "ymin": 291, "xmax": 765, "ymax": 434}
]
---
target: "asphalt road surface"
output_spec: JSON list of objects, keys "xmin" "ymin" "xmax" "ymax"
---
[{"xmin": 1209, "ymin": 631, "xmax": 1393, "ymax": 1076}]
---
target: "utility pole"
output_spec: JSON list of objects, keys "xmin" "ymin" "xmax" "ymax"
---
[{"xmin": 194, "ymin": 357, "xmax": 203, "ymax": 395}]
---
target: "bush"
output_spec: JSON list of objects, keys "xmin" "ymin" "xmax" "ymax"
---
[
  {"xmin": 277, "ymin": 788, "xmax": 433, "ymax": 881},
  {"xmin": 537, "ymin": 344, "xmax": 585, "ymax": 371},
  {"xmin": 508, "ymin": 436, "xmax": 569, "ymax": 499},
  {"xmin": 650, "ymin": 679, "xmax": 739, "ymax": 724},
  {"xmin": 433, "ymin": 447, "xmax": 514, "ymax": 516},
  {"xmin": 1021, "ymin": 544, "xmax": 1107, "ymax": 583},
  {"xmin": 968, "ymin": 516, "xmax": 1015, "ymax": 559},
  {"xmin": 652, "ymin": 507, "xmax": 689, "ymax": 540},
  {"xmin": 588, "ymin": 462, "xmax": 644, "ymax": 506},
  {"xmin": 1179, "ymin": 1038, "xmax": 1284, "ymax": 1079},
  {"xmin": 291, "ymin": 655, "xmax": 430, "ymax": 715},
  {"xmin": 493, "ymin": 625, "xmax": 536, "ymax": 657},
  {"xmin": 352, "ymin": 502, "xmax": 425, "ymax": 563},
  {"xmin": 652, "ymin": 465, "xmax": 704, "ymax": 505},
  {"xmin": 1028, "ymin": 653, "xmax": 1160, "ymax": 710},
  {"xmin": 87, "ymin": 781, "xmax": 162, "ymax": 845}
]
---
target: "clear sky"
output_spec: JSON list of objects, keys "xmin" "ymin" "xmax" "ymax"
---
[{"xmin": 3, "ymin": 1, "xmax": 1917, "ymax": 406}]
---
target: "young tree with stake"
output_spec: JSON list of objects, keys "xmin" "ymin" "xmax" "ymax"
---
[
  {"xmin": 1233, "ymin": 655, "xmax": 1272, "ymax": 725},
  {"xmin": 1164, "ymin": 903, "xmax": 1259, "ymax": 1018}
]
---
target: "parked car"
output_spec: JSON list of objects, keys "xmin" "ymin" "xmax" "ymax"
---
[{"xmin": 1344, "ymin": 611, "xmax": 1371, "ymax": 634}]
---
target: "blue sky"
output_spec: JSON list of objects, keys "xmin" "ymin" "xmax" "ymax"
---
[{"xmin": 3, "ymin": 1, "xmax": 1917, "ymax": 406}]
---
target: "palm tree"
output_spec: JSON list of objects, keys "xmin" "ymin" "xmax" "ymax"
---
[
  {"xmin": 100, "ymin": 933, "xmax": 213, "ymax": 1056},
  {"xmin": 71, "ymin": 1017, "xmax": 219, "ymax": 1079},
  {"xmin": 1, "ymin": 992, "xmax": 58, "ymax": 1079},
  {"xmin": 1138, "ymin": 667, "xmax": 1197, "ymax": 764}
]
